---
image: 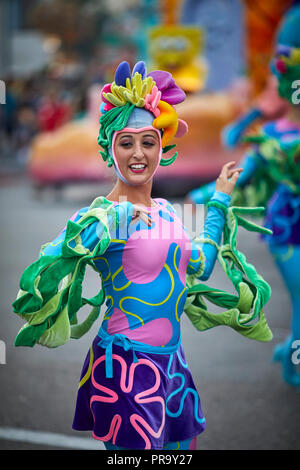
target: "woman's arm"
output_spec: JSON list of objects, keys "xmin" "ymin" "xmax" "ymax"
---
[
  {"xmin": 187, "ymin": 161, "xmax": 242, "ymax": 281},
  {"xmin": 40, "ymin": 207, "xmax": 92, "ymax": 257},
  {"xmin": 12, "ymin": 198, "xmax": 151, "ymax": 348},
  {"xmin": 40, "ymin": 201, "xmax": 151, "ymax": 257},
  {"xmin": 186, "ymin": 152, "xmax": 259, "ymax": 205},
  {"xmin": 187, "ymin": 191, "xmax": 230, "ymax": 281}
]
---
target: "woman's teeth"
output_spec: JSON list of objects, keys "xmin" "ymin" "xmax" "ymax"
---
[{"xmin": 129, "ymin": 164, "xmax": 147, "ymax": 172}]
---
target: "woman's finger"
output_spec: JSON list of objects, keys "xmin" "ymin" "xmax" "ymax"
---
[
  {"xmin": 219, "ymin": 161, "xmax": 236, "ymax": 178},
  {"xmin": 229, "ymin": 171, "xmax": 240, "ymax": 186},
  {"xmin": 228, "ymin": 168, "xmax": 243, "ymax": 178},
  {"xmin": 132, "ymin": 205, "xmax": 152, "ymax": 226},
  {"xmin": 132, "ymin": 205, "xmax": 150, "ymax": 217},
  {"xmin": 222, "ymin": 161, "xmax": 236, "ymax": 171},
  {"xmin": 140, "ymin": 213, "xmax": 152, "ymax": 226}
]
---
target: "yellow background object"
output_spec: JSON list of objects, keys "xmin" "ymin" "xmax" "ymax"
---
[{"xmin": 148, "ymin": 25, "xmax": 207, "ymax": 93}]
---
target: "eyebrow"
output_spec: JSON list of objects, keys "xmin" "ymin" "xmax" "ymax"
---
[
  {"xmin": 143, "ymin": 134, "xmax": 158, "ymax": 139},
  {"xmin": 119, "ymin": 134, "xmax": 158, "ymax": 140}
]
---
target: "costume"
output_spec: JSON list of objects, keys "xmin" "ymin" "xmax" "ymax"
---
[
  {"xmin": 70, "ymin": 193, "xmax": 228, "ymax": 448},
  {"xmin": 188, "ymin": 6, "xmax": 300, "ymax": 387},
  {"xmin": 13, "ymin": 61, "xmax": 273, "ymax": 449}
]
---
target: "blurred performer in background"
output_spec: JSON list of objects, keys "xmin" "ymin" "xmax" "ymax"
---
[{"xmin": 187, "ymin": 6, "xmax": 300, "ymax": 387}]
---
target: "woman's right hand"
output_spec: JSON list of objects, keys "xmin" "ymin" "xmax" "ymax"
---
[{"xmin": 131, "ymin": 204, "xmax": 153, "ymax": 227}]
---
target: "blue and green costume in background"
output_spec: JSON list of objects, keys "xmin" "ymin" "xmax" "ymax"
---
[{"xmin": 188, "ymin": 6, "xmax": 300, "ymax": 388}]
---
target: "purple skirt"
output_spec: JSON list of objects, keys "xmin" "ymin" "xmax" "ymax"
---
[{"xmin": 72, "ymin": 335, "xmax": 206, "ymax": 450}]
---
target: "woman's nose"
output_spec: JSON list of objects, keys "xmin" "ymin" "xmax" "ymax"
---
[{"xmin": 132, "ymin": 143, "xmax": 144, "ymax": 159}]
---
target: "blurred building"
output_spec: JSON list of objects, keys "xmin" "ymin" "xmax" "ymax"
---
[
  {"xmin": 0, "ymin": 0, "xmax": 52, "ymax": 79},
  {"xmin": 181, "ymin": 0, "xmax": 245, "ymax": 91}
]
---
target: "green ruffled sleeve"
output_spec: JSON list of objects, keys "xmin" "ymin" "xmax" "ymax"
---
[
  {"xmin": 12, "ymin": 197, "xmax": 118, "ymax": 348},
  {"xmin": 184, "ymin": 204, "xmax": 273, "ymax": 342}
]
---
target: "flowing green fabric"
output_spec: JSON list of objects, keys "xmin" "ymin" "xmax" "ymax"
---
[
  {"xmin": 12, "ymin": 197, "xmax": 118, "ymax": 348},
  {"xmin": 184, "ymin": 204, "xmax": 273, "ymax": 342},
  {"xmin": 12, "ymin": 197, "xmax": 273, "ymax": 348}
]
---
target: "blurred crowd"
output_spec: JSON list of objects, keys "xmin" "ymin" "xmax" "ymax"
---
[
  {"xmin": 0, "ymin": 35, "xmax": 140, "ymax": 168},
  {"xmin": 0, "ymin": 72, "xmax": 88, "ymax": 165}
]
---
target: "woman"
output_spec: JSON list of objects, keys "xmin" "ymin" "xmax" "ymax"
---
[
  {"xmin": 13, "ymin": 61, "xmax": 272, "ymax": 450},
  {"xmin": 187, "ymin": 6, "xmax": 300, "ymax": 388}
]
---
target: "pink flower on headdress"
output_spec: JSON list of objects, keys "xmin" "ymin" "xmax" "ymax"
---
[
  {"xmin": 101, "ymin": 83, "xmax": 115, "ymax": 111},
  {"xmin": 144, "ymin": 85, "xmax": 161, "ymax": 117}
]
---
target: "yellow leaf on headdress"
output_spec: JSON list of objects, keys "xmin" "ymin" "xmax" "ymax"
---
[
  {"xmin": 145, "ymin": 77, "xmax": 155, "ymax": 95},
  {"xmin": 102, "ymin": 74, "xmax": 156, "ymax": 108},
  {"xmin": 132, "ymin": 73, "xmax": 142, "ymax": 96},
  {"xmin": 152, "ymin": 100, "xmax": 179, "ymax": 147},
  {"xmin": 102, "ymin": 82, "xmax": 127, "ymax": 107},
  {"xmin": 111, "ymin": 83, "xmax": 125, "ymax": 101},
  {"xmin": 126, "ymin": 77, "xmax": 132, "ymax": 91},
  {"xmin": 153, "ymin": 100, "xmax": 178, "ymax": 128},
  {"xmin": 102, "ymin": 92, "xmax": 125, "ymax": 107}
]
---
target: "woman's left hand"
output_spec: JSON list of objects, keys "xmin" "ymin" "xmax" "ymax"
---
[{"xmin": 215, "ymin": 161, "xmax": 243, "ymax": 195}]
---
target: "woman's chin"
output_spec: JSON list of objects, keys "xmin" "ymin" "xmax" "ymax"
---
[{"xmin": 125, "ymin": 169, "xmax": 153, "ymax": 185}]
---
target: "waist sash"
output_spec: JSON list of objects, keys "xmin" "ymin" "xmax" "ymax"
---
[{"xmin": 97, "ymin": 326, "xmax": 180, "ymax": 378}]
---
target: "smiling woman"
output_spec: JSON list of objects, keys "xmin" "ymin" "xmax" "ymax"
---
[
  {"xmin": 113, "ymin": 128, "xmax": 161, "ymax": 183},
  {"xmin": 12, "ymin": 60, "xmax": 272, "ymax": 451}
]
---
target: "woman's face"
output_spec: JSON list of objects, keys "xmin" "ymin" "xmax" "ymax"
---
[{"xmin": 113, "ymin": 130, "xmax": 161, "ymax": 185}]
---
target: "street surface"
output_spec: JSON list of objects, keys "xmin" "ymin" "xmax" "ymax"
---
[{"xmin": 0, "ymin": 178, "xmax": 299, "ymax": 450}]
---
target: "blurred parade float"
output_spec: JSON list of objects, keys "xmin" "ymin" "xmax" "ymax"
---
[
  {"xmin": 222, "ymin": 0, "xmax": 296, "ymax": 150},
  {"xmin": 27, "ymin": 0, "xmax": 296, "ymax": 196}
]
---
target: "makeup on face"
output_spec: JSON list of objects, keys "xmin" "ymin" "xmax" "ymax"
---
[
  {"xmin": 119, "ymin": 133, "xmax": 158, "ymax": 173},
  {"xmin": 112, "ymin": 128, "xmax": 162, "ymax": 185}
]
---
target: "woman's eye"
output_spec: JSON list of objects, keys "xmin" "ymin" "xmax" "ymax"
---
[
  {"xmin": 120, "ymin": 142, "xmax": 132, "ymax": 147},
  {"xmin": 143, "ymin": 141, "xmax": 155, "ymax": 147}
]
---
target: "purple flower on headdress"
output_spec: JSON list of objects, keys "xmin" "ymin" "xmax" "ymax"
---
[{"xmin": 147, "ymin": 70, "xmax": 186, "ymax": 105}]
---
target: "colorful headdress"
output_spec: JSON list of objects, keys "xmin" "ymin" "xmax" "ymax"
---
[{"xmin": 97, "ymin": 61, "xmax": 188, "ymax": 171}]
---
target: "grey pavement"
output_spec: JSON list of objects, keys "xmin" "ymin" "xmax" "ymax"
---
[{"xmin": 0, "ymin": 178, "xmax": 299, "ymax": 450}]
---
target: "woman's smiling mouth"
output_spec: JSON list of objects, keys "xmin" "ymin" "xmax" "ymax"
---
[{"xmin": 129, "ymin": 163, "xmax": 147, "ymax": 173}]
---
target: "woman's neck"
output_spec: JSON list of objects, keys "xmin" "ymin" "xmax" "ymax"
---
[{"xmin": 106, "ymin": 179, "xmax": 154, "ymax": 207}]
